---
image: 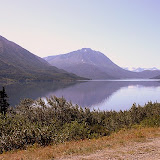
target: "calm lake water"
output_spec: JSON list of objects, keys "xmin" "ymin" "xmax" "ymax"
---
[{"xmin": 1, "ymin": 79, "xmax": 160, "ymax": 111}]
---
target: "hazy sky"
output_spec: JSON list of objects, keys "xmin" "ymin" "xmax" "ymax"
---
[{"xmin": 1, "ymin": 0, "xmax": 160, "ymax": 68}]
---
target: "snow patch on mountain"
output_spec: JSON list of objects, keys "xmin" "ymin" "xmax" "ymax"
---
[{"xmin": 123, "ymin": 67, "xmax": 160, "ymax": 72}]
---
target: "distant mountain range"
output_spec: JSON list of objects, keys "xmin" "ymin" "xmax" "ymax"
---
[
  {"xmin": 123, "ymin": 67, "xmax": 159, "ymax": 72},
  {"xmin": 1, "ymin": 35, "xmax": 160, "ymax": 83},
  {"xmin": 44, "ymin": 48, "xmax": 160, "ymax": 79},
  {"xmin": 0, "ymin": 36, "xmax": 85, "ymax": 83}
]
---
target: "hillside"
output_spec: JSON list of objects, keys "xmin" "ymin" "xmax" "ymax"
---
[
  {"xmin": 152, "ymin": 75, "xmax": 160, "ymax": 79},
  {"xmin": 44, "ymin": 48, "xmax": 160, "ymax": 79},
  {"xmin": 1, "ymin": 127, "xmax": 159, "ymax": 160},
  {"xmin": 0, "ymin": 36, "xmax": 85, "ymax": 82},
  {"xmin": 1, "ymin": 96, "xmax": 160, "ymax": 159}
]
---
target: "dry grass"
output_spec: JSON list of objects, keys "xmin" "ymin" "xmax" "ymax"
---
[{"xmin": 0, "ymin": 127, "xmax": 160, "ymax": 160}]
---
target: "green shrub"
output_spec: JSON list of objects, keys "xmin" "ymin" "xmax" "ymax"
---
[
  {"xmin": 1, "ymin": 97, "xmax": 160, "ymax": 153},
  {"xmin": 62, "ymin": 121, "xmax": 90, "ymax": 140},
  {"xmin": 140, "ymin": 116, "xmax": 160, "ymax": 127}
]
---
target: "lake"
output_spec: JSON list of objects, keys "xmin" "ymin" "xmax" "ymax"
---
[{"xmin": 1, "ymin": 79, "xmax": 160, "ymax": 111}]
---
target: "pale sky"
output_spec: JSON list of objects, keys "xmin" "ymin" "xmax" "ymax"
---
[{"xmin": 0, "ymin": 0, "xmax": 160, "ymax": 68}]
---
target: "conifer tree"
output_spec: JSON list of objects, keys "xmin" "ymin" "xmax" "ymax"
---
[{"xmin": 0, "ymin": 87, "xmax": 9, "ymax": 115}]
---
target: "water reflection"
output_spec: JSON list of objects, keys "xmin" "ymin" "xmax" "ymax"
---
[
  {"xmin": 45, "ymin": 80, "xmax": 160, "ymax": 111},
  {"xmin": 0, "ymin": 81, "xmax": 77, "ymax": 107},
  {"xmin": 1, "ymin": 80, "xmax": 160, "ymax": 111}
]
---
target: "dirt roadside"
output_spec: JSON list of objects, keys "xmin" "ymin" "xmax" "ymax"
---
[
  {"xmin": 59, "ymin": 137, "xmax": 160, "ymax": 160},
  {"xmin": 1, "ymin": 128, "xmax": 160, "ymax": 160}
]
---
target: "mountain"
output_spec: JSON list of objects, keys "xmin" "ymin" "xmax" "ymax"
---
[
  {"xmin": 152, "ymin": 75, "xmax": 160, "ymax": 79},
  {"xmin": 0, "ymin": 36, "xmax": 85, "ymax": 83},
  {"xmin": 124, "ymin": 67, "xmax": 159, "ymax": 72},
  {"xmin": 44, "ymin": 48, "xmax": 160, "ymax": 79}
]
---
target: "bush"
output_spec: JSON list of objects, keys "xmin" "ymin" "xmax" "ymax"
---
[
  {"xmin": 140, "ymin": 116, "xmax": 160, "ymax": 127},
  {"xmin": 1, "ymin": 97, "xmax": 160, "ymax": 153}
]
